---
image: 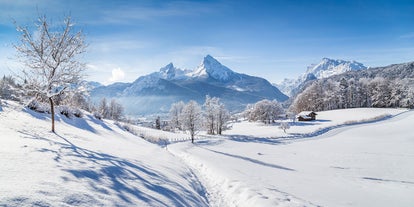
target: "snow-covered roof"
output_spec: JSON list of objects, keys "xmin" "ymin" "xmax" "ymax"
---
[{"xmin": 298, "ymin": 111, "xmax": 317, "ymax": 116}]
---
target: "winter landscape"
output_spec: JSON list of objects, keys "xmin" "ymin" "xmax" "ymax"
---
[{"xmin": 1, "ymin": 1, "xmax": 414, "ymax": 207}]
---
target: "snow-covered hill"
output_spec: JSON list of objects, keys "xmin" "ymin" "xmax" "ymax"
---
[
  {"xmin": 0, "ymin": 100, "xmax": 208, "ymax": 206},
  {"xmin": 91, "ymin": 55, "xmax": 288, "ymax": 115},
  {"xmin": 276, "ymin": 58, "xmax": 367, "ymax": 96}
]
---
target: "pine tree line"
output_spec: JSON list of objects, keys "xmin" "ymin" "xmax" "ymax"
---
[{"xmin": 291, "ymin": 77, "xmax": 414, "ymax": 113}]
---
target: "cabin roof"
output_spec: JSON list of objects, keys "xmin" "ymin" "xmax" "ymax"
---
[{"xmin": 298, "ymin": 111, "xmax": 317, "ymax": 116}]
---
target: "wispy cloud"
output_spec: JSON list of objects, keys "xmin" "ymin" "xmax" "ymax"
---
[
  {"xmin": 0, "ymin": 0, "xmax": 61, "ymax": 25},
  {"xmin": 89, "ymin": 37, "xmax": 153, "ymax": 53},
  {"xmin": 91, "ymin": 1, "xmax": 217, "ymax": 25},
  {"xmin": 400, "ymin": 32, "xmax": 414, "ymax": 39}
]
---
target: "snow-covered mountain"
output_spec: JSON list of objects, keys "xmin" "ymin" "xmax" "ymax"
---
[
  {"xmin": 189, "ymin": 55, "xmax": 234, "ymax": 81},
  {"xmin": 276, "ymin": 58, "xmax": 367, "ymax": 96},
  {"xmin": 91, "ymin": 55, "xmax": 288, "ymax": 115}
]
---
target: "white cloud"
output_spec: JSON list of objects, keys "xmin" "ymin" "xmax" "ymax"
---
[{"xmin": 108, "ymin": 67, "xmax": 125, "ymax": 83}]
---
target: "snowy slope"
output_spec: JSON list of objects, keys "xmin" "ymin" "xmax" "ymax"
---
[
  {"xmin": 169, "ymin": 108, "xmax": 414, "ymax": 207},
  {"xmin": 0, "ymin": 100, "xmax": 208, "ymax": 207}
]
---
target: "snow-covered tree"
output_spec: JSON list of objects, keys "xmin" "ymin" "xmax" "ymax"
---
[
  {"xmin": 14, "ymin": 15, "xmax": 87, "ymax": 132},
  {"xmin": 98, "ymin": 98, "xmax": 109, "ymax": 119},
  {"xmin": 0, "ymin": 75, "xmax": 20, "ymax": 100},
  {"xmin": 204, "ymin": 95, "xmax": 218, "ymax": 134},
  {"xmin": 169, "ymin": 101, "xmax": 185, "ymax": 131},
  {"xmin": 109, "ymin": 99, "xmax": 124, "ymax": 121},
  {"xmin": 215, "ymin": 102, "xmax": 230, "ymax": 135},
  {"xmin": 246, "ymin": 99, "xmax": 284, "ymax": 124},
  {"xmin": 181, "ymin": 100, "xmax": 202, "ymax": 143}
]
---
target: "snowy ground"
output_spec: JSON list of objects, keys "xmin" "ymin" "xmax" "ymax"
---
[
  {"xmin": 169, "ymin": 108, "xmax": 414, "ymax": 207},
  {"xmin": 226, "ymin": 108, "xmax": 406, "ymax": 139},
  {"xmin": 1, "ymin": 100, "xmax": 413, "ymax": 207},
  {"xmin": 0, "ymin": 100, "xmax": 208, "ymax": 206}
]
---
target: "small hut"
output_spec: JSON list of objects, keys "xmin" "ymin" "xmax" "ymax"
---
[{"xmin": 297, "ymin": 111, "xmax": 317, "ymax": 121}]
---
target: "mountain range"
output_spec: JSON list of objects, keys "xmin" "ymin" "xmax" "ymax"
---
[
  {"xmin": 90, "ymin": 55, "xmax": 288, "ymax": 115},
  {"xmin": 276, "ymin": 58, "xmax": 367, "ymax": 96}
]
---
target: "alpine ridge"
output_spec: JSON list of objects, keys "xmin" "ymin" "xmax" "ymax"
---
[
  {"xmin": 276, "ymin": 58, "xmax": 367, "ymax": 96},
  {"xmin": 91, "ymin": 55, "xmax": 288, "ymax": 115}
]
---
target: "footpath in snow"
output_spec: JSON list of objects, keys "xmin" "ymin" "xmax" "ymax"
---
[{"xmin": 169, "ymin": 109, "xmax": 414, "ymax": 207}]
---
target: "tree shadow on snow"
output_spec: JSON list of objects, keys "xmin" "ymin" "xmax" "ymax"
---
[
  {"xmin": 225, "ymin": 134, "xmax": 283, "ymax": 145},
  {"xmin": 197, "ymin": 146, "xmax": 295, "ymax": 172},
  {"xmin": 194, "ymin": 139, "xmax": 225, "ymax": 146},
  {"xmin": 290, "ymin": 119, "xmax": 331, "ymax": 126},
  {"xmin": 23, "ymin": 107, "xmax": 113, "ymax": 133},
  {"xmin": 20, "ymin": 131, "xmax": 209, "ymax": 207}
]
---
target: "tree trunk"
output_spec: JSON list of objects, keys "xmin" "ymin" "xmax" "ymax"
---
[{"xmin": 49, "ymin": 97, "xmax": 55, "ymax": 133}]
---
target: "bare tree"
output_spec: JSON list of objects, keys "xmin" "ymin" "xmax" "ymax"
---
[
  {"xmin": 14, "ymin": 15, "xmax": 86, "ymax": 132},
  {"xmin": 169, "ymin": 101, "xmax": 185, "ymax": 131},
  {"xmin": 215, "ymin": 102, "xmax": 230, "ymax": 135},
  {"xmin": 109, "ymin": 99, "xmax": 124, "ymax": 121},
  {"xmin": 203, "ymin": 95, "xmax": 230, "ymax": 135},
  {"xmin": 181, "ymin": 100, "xmax": 202, "ymax": 143},
  {"xmin": 279, "ymin": 122, "xmax": 290, "ymax": 133},
  {"xmin": 98, "ymin": 97, "xmax": 109, "ymax": 118},
  {"xmin": 204, "ymin": 95, "xmax": 218, "ymax": 134}
]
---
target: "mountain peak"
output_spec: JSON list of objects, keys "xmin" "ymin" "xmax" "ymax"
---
[
  {"xmin": 203, "ymin": 54, "xmax": 217, "ymax": 63},
  {"xmin": 160, "ymin": 62, "xmax": 174, "ymax": 72},
  {"xmin": 191, "ymin": 55, "xmax": 234, "ymax": 81},
  {"xmin": 277, "ymin": 58, "xmax": 367, "ymax": 97},
  {"xmin": 304, "ymin": 58, "xmax": 366, "ymax": 80},
  {"xmin": 158, "ymin": 63, "xmax": 177, "ymax": 79}
]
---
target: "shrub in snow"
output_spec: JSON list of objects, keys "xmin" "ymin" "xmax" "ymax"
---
[
  {"xmin": 58, "ymin": 105, "xmax": 72, "ymax": 118},
  {"xmin": 57, "ymin": 105, "xmax": 83, "ymax": 119},
  {"xmin": 73, "ymin": 108, "xmax": 83, "ymax": 118},
  {"xmin": 93, "ymin": 111, "xmax": 103, "ymax": 120},
  {"xmin": 27, "ymin": 99, "xmax": 49, "ymax": 113}
]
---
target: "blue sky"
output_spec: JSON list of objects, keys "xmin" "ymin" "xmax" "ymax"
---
[{"xmin": 1, "ymin": 0, "xmax": 413, "ymax": 84}]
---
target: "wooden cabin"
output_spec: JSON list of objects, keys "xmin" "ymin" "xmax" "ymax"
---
[{"xmin": 297, "ymin": 111, "xmax": 317, "ymax": 121}]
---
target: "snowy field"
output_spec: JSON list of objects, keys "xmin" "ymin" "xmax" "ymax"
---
[
  {"xmin": 1, "ymin": 100, "xmax": 413, "ymax": 207},
  {"xmin": 226, "ymin": 108, "xmax": 407, "ymax": 139},
  {"xmin": 170, "ymin": 109, "xmax": 414, "ymax": 206}
]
